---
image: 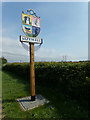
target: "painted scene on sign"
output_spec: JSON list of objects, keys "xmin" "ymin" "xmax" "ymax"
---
[{"xmin": 32, "ymin": 16, "xmax": 40, "ymax": 27}]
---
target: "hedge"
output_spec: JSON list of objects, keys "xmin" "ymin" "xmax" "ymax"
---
[{"xmin": 2, "ymin": 61, "xmax": 90, "ymax": 101}]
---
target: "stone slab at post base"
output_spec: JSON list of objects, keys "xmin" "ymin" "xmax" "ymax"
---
[{"xmin": 17, "ymin": 94, "xmax": 50, "ymax": 111}]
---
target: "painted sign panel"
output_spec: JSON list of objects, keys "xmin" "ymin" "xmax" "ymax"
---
[{"xmin": 22, "ymin": 10, "xmax": 41, "ymax": 37}]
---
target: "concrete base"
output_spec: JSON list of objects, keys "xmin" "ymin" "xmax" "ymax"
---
[{"xmin": 17, "ymin": 94, "xmax": 49, "ymax": 111}]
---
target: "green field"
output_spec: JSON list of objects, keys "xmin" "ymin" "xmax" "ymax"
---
[{"xmin": 2, "ymin": 65, "xmax": 89, "ymax": 119}]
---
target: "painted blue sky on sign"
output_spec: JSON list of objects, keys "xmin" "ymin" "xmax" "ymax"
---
[{"xmin": 2, "ymin": 2, "xmax": 88, "ymax": 62}]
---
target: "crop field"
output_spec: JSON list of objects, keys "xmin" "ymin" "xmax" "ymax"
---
[{"xmin": 1, "ymin": 61, "xmax": 90, "ymax": 119}]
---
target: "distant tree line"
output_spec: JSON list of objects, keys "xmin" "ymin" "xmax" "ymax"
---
[{"xmin": 0, "ymin": 57, "xmax": 7, "ymax": 65}]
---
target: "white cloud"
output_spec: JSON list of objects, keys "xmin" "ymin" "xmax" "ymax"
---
[
  {"xmin": 35, "ymin": 47, "xmax": 78, "ymax": 61},
  {"xmin": 2, "ymin": 37, "xmax": 28, "ymax": 55},
  {"xmin": 1, "ymin": 36, "xmax": 88, "ymax": 62},
  {"xmin": 1, "ymin": 36, "xmax": 72, "ymax": 62},
  {"xmin": 36, "ymin": 48, "xmax": 59, "ymax": 58}
]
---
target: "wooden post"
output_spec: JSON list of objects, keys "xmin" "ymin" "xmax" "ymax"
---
[{"xmin": 29, "ymin": 43, "xmax": 35, "ymax": 101}]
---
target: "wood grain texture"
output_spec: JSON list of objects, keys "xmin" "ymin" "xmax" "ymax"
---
[{"xmin": 30, "ymin": 43, "xmax": 35, "ymax": 97}]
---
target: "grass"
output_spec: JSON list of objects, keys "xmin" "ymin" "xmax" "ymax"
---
[{"xmin": 2, "ymin": 71, "xmax": 88, "ymax": 119}]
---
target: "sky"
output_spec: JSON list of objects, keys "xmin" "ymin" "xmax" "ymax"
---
[{"xmin": 1, "ymin": 1, "xmax": 88, "ymax": 62}]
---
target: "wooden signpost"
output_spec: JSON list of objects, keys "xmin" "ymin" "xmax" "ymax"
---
[
  {"xmin": 20, "ymin": 9, "xmax": 43, "ymax": 101},
  {"xmin": 30, "ymin": 43, "xmax": 35, "ymax": 101}
]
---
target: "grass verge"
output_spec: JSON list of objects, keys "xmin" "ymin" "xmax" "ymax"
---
[{"xmin": 2, "ymin": 71, "xmax": 88, "ymax": 119}]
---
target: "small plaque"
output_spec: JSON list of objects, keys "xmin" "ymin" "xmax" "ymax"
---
[{"xmin": 20, "ymin": 35, "xmax": 43, "ymax": 44}]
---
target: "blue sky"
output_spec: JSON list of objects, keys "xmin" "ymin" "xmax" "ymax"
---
[{"xmin": 1, "ymin": 2, "xmax": 88, "ymax": 62}]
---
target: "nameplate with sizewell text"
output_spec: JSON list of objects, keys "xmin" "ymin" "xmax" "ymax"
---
[{"xmin": 20, "ymin": 35, "xmax": 43, "ymax": 44}]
